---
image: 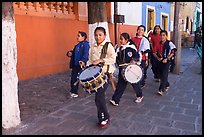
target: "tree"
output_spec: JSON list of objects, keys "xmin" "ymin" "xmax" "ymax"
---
[
  {"xmin": 2, "ymin": 2, "xmax": 21, "ymax": 129},
  {"xmin": 88, "ymin": 2, "xmax": 111, "ymax": 46}
]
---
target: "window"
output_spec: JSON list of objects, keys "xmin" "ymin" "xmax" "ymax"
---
[
  {"xmin": 186, "ymin": 16, "xmax": 189, "ymax": 31},
  {"xmin": 161, "ymin": 13, "xmax": 168, "ymax": 31},
  {"xmin": 190, "ymin": 20, "xmax": 193, "ymax": 34},
  {"xmin": 147, "ymin": 9, "xmax": 154, "ymax": 32},
  {"xmin": 146, "ymin": 7, "xmax": 155, "ymax": 32}
]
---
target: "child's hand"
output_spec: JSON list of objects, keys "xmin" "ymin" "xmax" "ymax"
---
[
  {"xmin": 130, "ymin": 60, "xmax": 137, "ymax": 64},
  {"xmin": 145, "ymin": 60, "xmax": 148, "ymax": 66},
  {"xmin": 68, "ymin": 51, "xmax": 72, "ymax": 57},
  {"xmin": 79, "ymin": 61, "xmax": 85, "ymax": 68},
  {"xmin": 158, "ymin": 57, "xmax": 163, "ymax": 61},
  {"xmin": 93, "ymin": 59, "xmax": 102, "ymax": 65},
  {"xmin": 162, "ymin": 58, "xmax": 168, "ymax": 63}
]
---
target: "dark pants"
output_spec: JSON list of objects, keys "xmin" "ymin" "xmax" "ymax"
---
[
  {"xmin": 95, "ymin": 80, "xmax": 109, "ymax": 123},
  {"xmin": 112, "ymin": 68, "xmax": 143, "ymax": 104},
  {"xmin": 169, "ymin": 57, "xmax": 175, "ymax": 73},
  {"xmin": 70, "ymin": 66, "xmax": 82, "ymax": 94},
  {"xmin": 150, "ymin": 54, "xmax": 160, "ymax": 79},
  {"xmin": 158, "ymin": 61, "xmax": 170, "ymax": 92},
  {"xmin": 140, "ymin": 60, "xmax": 148, "ymax": 85}
]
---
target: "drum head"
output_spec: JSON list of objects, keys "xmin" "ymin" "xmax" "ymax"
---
[
  {"xmin": 78, "ymin": 66, "xmax": 101, "ymax": 81},
  {"xmin": 124, "ymin": 64, "xmax": 143, "ymax": 83}
]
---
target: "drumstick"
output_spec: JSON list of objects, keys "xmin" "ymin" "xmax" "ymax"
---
[
  {"xmin": 108, "ymin": 73, "xmax": 116, "ymax": 91},
  {"xmin": 74, "ymin": 80, "xmax": 79, "ymax": 86},
  {"xmin": 79, "ymin": 61, "xmax": 85, "ymax": 69},
  {"xmin": 119, "ymin": 63, "xmax": 129, "ymax": 67}
]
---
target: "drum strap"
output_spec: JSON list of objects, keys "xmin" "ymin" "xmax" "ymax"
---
[
  {"xmin": 100, "ymin": 42, "xmax": 110, "ymax": 73},
  {"xmin": 99, "ymin": 42, "xmax": 116, "ymax": 91},
  {"xmin": 106, "ymin": 65, "xmax": 110, "ymax": 74},
  {"xmin": 100, "ymin": 42, "xmax": 109, "ymax": 59}
]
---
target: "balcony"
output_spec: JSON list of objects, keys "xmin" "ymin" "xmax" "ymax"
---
[{"xmin": 13, "ymin": 2, "xmax": 76, "ymax": 19}]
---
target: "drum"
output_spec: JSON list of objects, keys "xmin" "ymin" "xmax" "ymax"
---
[
  {"xmin": 77, "ymin": 65, "xmax": 108, "ymax": 94},
  {"xmin": 122, "ymin": 64, "xmax": 143, "ymax": 84}
]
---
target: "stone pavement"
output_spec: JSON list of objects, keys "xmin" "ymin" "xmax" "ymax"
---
[{"xmin": 2, "ymin": 47, "xmax": 202, "ymax": 135}]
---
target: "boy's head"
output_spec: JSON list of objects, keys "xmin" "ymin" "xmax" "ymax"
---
[
  {"xmin": 160, "ymin": 30, "xmax": 168, "ymax": 42},
  {"xmin": 137, "ymin": 25, "xmax": 146, "ymax": 36}
]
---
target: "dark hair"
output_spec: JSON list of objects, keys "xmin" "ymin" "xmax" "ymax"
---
[
  {"xmin": 120, "ymin": 32, "xmax": 130, "ymax": 40},
  {"xmin": 135, "ymin": 33, "xmax": 138, "ymax": 36},
  {"xmin": 94, "ymin": 27, "xmax": 106, "ymax": 35},
  {"xmin": 153, "ymin": 25, "xmax": 162, "ymax": 35},
  {"xmin": 78, "ymin": 31, "xmax": 87, "ymax": 40},
  {"xmin": 160, "ymin": 30, "xmax": 168, "ymax": 36},
  {"xmin": 137, "ymin": 25, "xmax": 146, "ymax": 32},
  {"xmin": 120, "ymin": 32, "xmax": 136, "ymax": 46}
]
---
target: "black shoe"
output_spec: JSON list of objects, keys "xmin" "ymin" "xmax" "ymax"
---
[
  {"xmin": 70, "ymin": 93, "xmax": 79, "ymax": 98},
  {"xmin": 165, "ymin": 86, "xmax": 170, "ymax": 91},
  {"xmin": 157, "ymin": 90, "xmax": 164, "ymax": 95},
  {"xmin": 109, "ymin": 100, "xmax": 119, "ymax": 106},
  {"xmin": 154, "ymin": 78, "xmax": 160, "ymax": 82}
]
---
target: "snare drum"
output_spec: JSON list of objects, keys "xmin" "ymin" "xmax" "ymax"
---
[
  {"xmin": 122, "ymin": 64, "xmax": 143, "ymax": 84},
  {"xmin": 77, "ymin": 65, "xmax": 108, "ymax": 94}
]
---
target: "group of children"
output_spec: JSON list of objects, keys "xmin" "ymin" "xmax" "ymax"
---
[{"xmin": 66, "ymin": 25, "xmax": 177, "ymax": 128}]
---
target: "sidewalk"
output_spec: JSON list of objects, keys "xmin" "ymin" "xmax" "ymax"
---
[{"xmin": 2, "ymin": 47, "xmax": 202, "ymax": 135}]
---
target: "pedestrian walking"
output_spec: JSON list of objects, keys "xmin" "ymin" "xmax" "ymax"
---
[
  {"xmin": 109, "ymin": 32, "xmax": 143, "ymax": 106},
  {"xmin": 66, "ymin": 31, "xmax": 90, "ymax": 98},
  {"xmin": 132, "ymin": 25, "xmax": 150, "ymax": 88},
  {"xmin": 87, "ymin": 27, "xmax": 116, "ymax": 128},
  {"xmin": 194, "ymin": 27, "xmax": 202, "ymax": 74},
  {"xmin": 193, "ymin": 27, "xmax": 202, "ymax": 48},
  {"xmin": 152, "ymin": 30, "xmax": 177, "ymax": 95},
  {"xmin": 149, "ymin": 25, "xmax": 162, "ymax": 81}
]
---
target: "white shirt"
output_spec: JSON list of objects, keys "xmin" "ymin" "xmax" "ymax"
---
[{"xmin": 87, "ymin": 40, "xmax": 116, "ymax": 74}]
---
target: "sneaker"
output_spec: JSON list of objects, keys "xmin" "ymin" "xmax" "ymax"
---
[
  {"xmin": 70, "ymin": 93, "xmax": 78, "ymax": 98},
  {"xmin": 99, "ymin": 119, "xmax": 109, "ymax": 128},
  {"xmin": 154, "ymin": 78, "xmax": 160, "ymax": 82},
  {"xmin": 157, "ymin": 90, "xmax": 164, "ymax": 96},
  {"xmin": 109, "ymin": 100, "xmax": 119, "ymax": 106},
  {"xmin": 165, "ymin": 86, "xmax": 170, "ymax": 91},
  {"xmin": 135, "ymin": 96, "xmax": 144, "ymax": 103}
]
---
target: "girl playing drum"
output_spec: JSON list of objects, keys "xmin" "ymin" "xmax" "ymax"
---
[
  {"xmin": 110, "ymin": 32, "xmax": 144, "ymax": 107},
  {"xmin": 87, "ymin": 27, "xmax": 116, "ymax": 128}
]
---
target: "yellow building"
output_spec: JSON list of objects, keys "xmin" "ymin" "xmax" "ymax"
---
[
  {"xmin": 170, "ymin": 2, "xmax": 195, "ymax": 33},
  {"xmin": 170, "ymin": 2, "xmax": 196, "ymax": 46}
]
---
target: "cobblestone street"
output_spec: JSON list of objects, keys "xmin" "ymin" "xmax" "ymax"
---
[{"xmin": 2, "ymin": 47, "xmax": 202, "ymax": 135}]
